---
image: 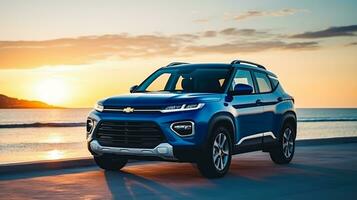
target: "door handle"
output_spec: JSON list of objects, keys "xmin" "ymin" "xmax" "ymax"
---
[
  {"xmin": 277, "ymin": 97, "xmax": 283, "ymax": 102},
  {"xmin": 256, "ymin": 99, "xmax": 262, "ymax": 105}
]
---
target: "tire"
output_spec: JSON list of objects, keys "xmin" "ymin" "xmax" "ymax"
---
[
  {"xmin": 269, "ymin": 122, "xmax": 296, "ymax": 164},
  {"xmin": 94, "ymin": 154, "xmax": 128, "ymax": 171},
  {"xmin": 197, "ymin": 126, "xmax": 232, "ymax": 178}
]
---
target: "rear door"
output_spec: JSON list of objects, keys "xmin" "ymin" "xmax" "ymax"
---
[
  {"xmin": 230, "ymin": 69, "xmax": 264, "ymax": 146},
  {"xmin": 252, "ymin": 71, "xmax": 277, "ymax": 140}
]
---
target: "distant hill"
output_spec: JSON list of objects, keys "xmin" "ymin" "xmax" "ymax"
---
[{"xmin": 0, "ymin": 94, "xmax": 62, "ymax": 109}]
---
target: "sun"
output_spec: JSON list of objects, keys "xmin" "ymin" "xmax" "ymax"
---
[
  {"xmin": 35, "ymin": 78, "xmax": 69, "ymax": 105},
  {"xmin": 46, "ymin": 150, "xmax": 65, "ymax": 160}
]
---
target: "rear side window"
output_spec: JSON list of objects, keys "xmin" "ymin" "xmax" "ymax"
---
[
  {"xmin": 269, "ymin": 75, "xmax": 279, "ymax": 89},
  {"xmin": 254, "ymin": 72, "xmax": 272, "ymax": 93}
]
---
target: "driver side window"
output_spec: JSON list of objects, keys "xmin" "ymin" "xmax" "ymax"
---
[{"xmin": 231, "ymin": 69, "xmax": 255, "ymax": 93}]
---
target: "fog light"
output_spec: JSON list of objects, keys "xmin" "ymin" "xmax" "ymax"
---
[
  {"xmin": 87, "ymin": 119, "xmax": 94, "ymax": 133},
  {"xmin": 170, "ymin": 121, "xmax": 194, "ymax": 137}
]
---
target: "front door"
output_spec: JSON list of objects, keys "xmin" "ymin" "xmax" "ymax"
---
[{"xmin": 230, "ymin": 69, "xmax": 265, "ymax": 147}]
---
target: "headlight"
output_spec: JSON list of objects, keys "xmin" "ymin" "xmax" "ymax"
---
[
  {"xmin": 94, "ymin": 103, "xmax": 104, "ymax": 112},
  {"xmin": 161, "ymin": 103, "xmax": 204, "ymax": 113}
]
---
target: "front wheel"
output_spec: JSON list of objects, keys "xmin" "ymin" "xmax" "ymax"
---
[
  {"xmin": 269, "ymin": 123, "xmax": 296, "ymax": 164},
  {"xmin": 94, "ymin": 154, "xmax": 128, "ymax": 171},
  {"xmin": 197, "ymin": 126, "xmax": 232, "ymax": 178}
]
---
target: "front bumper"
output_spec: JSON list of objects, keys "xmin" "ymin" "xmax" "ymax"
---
[
  {"xmin": 89, "ymin": 140, "xmax": 202, "ymax": 162},
  {"xmin": 89, "ymin": 140, "xmax": 176, "ymax": 160},
  {"xmin": 87, "ymin": 107, "xmax": 211, "ymax": 147},
  {"xmin": 87, "ymin": 106, "xmax": 214, "ymax": 162}
]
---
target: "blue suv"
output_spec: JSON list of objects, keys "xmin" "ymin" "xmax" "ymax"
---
[{"xmin": 87, "ymin": 60, "xmax": 296, "ymax": 178}]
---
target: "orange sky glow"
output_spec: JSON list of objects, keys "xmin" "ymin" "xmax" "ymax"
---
[{"xmin": 0, "ymin": 0, "xmax": 356, "ymax": 108}]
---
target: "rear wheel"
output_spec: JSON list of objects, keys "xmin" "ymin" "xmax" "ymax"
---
[
  {"xmin": 94, "ymin": 155, "xmax": 128, "ymax": 171},
  {"xmin": 197, "ymin": 126, "xmax": 232, "ymax": 178},
  {"xmin": 269, "ymin": 123, "xmax": 296, "ymax": 164}
]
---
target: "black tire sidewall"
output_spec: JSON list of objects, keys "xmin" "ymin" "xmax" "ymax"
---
[
  {"xmin": 281, "ymin": 123, "xmax": 296, "ymax": 161},
  {"xmin": 201, "ymin": 126, "xmax": 232, "ymax": 176},
  {"xmin": 270, "ymin": 122, "xmax": 296, "ymax": 164}
]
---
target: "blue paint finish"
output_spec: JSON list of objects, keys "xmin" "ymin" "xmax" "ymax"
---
[{"xmin": 87, "ymin": 62, "xmax": 296, "ymax": 160}]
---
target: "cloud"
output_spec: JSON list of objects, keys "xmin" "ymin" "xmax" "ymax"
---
[
  {"xmin": 202, "ymin": 31, "xmax": 217, "ymax": 37},
  {"xmin": 186, "ymin": 41, "xmax": 318, "ymax": 54},
  {"xmin": 0, "ymin": 34, "xmax": 185, "ymax": 69},
  {"xmin": 291, "ymin": 25, "xmax": 357, "ymax": 38},
  {"xmin": 201, "ymin": 28, "xmax": 275, "ymax": 38},
  {"xmin": 0, "ymin": 28, "xmax": 319, "ymax": 69},
  {"xmin": 219, "ymin": 28, "xmax": 274, "ymax": 38},
  {"xmin": 220, "ymin": 28, "xmax": 258, "ymax": 35},
  {"xmin": 231, "ymin": 8, "xmax": 303, "ymax": 21}
]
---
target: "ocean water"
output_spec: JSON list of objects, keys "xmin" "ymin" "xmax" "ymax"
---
[{"xmin": 0, "ymin": 108, "xmax": 356, "ymax": 164}]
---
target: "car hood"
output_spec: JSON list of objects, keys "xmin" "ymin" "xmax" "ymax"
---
[{"xmin": 99, "ymin": 92, "xmax": 223, "ymax": 108}]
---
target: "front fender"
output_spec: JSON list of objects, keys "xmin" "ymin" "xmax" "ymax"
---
[{"xmin": 206, "ymin": 112, "xmax": 236, "ymax": 145}]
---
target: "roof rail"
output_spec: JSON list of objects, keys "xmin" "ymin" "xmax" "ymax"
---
[
  {"xmin": 231, "ymin": 60, "xmax": 266, "ymax": 70},
  {"xmin": 166, "ymin": 62, "xmax": 189, "ymax": 67}
]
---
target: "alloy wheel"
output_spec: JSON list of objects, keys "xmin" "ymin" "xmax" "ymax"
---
[
  {"xmin": 282, "ymin": 128, "xmax": 294, "ymax": 158},
  {"xmin": 212, "ymin": 133, "xmax": 229, "ymax": 171}
]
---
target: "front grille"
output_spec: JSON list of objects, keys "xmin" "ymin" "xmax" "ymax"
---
[
  {"xmin": 95, "ymin": 121, "xmax": 166, "ymax": 148},
  {"xmin": 104, "ymin": 105, "xmax": 163, "ymax": 110},
  {"xmin": 103, "ymin": 105, "xmax": 163, "ymax": 113}
]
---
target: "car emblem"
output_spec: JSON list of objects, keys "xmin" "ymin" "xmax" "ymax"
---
[{"xmin": 123, "ymin": 107, "xmax": 134, "ymax": 113}]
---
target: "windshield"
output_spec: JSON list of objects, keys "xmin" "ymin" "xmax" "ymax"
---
[
  {"xmin": 135, "ymin": 67, "xmax": 230, "ymax": 93},
  {"xmin": 135, "ymin": 67, "xmax": 232, "ymax": 93}
]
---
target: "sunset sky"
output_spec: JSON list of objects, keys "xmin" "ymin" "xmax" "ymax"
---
[{"xmin": 0, "ymin": 0, "xmax": 356, "ymax": 108}]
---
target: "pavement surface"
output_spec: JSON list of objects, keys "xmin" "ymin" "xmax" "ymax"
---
[{"xmin": 1, "ymin": 142, "xmax": 357, "ymax": 200}]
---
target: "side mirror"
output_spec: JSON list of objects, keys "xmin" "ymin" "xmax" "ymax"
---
[
  {"xmin": 230, "ymin": 84, "xmax": 253, "ymax": 95},
  {"xmin": 130, "ymin": 85, "xmax": 138, "ymax": 93}
]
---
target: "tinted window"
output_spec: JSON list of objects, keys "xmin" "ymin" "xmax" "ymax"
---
[
  {"xmin": 231, "ymin": 69, "xmax": 255, "ymax": 93},
  {"xmin": 269, "ymin": 75, "xmax": 279, "ymax": 89},
  {"xmin": 174, "ymin": 74, "xmax": 226, "ymax": 91},
  {"xmin": 254, "ymin": 72, "xmax": 272, "ymax": 93},
  {"xmin": 136, "ymin": 67, "xmax": 231, "ymax": 93}
]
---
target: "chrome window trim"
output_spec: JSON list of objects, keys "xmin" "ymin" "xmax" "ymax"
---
[{"xmin": 236, "ymin": 131, "xmax": 276, "ymax": 145}]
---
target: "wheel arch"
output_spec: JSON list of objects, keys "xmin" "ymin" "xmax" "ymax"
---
[
  {"xmin": 207, "ymin": 112, "xmax": 236, "ymax": 146},
  {"xmin": 280, "ymin": 111, "xmax": 297, "ymax": 138}
]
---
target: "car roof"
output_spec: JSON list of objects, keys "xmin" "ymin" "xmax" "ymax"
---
[
  {"xmin": 166, "ymin": 63, "xmax": 231, "ymax": 69},
  {"xmin": 165, "ymin": 63, "xmax": 278, "ymax": 78}
]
